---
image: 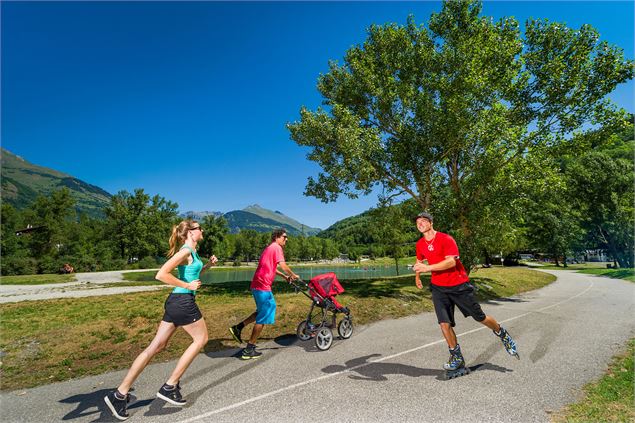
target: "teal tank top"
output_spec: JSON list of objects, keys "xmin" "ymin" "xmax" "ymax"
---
[{"xmin": 172, "ymin": 245, "xmax": 203, "ymax": 295}]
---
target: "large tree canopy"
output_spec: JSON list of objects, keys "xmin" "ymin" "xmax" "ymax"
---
[{"xmin": 288, "ymin": 0, "xmax": 633, "ymax": 267}]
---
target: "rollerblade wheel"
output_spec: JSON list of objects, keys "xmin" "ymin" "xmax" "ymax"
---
[{"xmin": 445, "ymin": 366, "xmax": 470, "ymax": 380}]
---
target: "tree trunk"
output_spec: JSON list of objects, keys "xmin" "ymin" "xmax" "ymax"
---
[{"xmin": 484, "ymin": 249, "xmax": 491, "ymax": 266}]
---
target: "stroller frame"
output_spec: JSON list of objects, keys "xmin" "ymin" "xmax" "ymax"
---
[{"xmin": 289, "ymin": 275, "xmax": 353, "ymax": 351}]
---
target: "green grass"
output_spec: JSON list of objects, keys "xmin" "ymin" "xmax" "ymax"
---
[
  {"xmin": 0, "ymin": 267, "xmax": 554, "ymax": 391},
  {"xmin": 531, "ymin": 262, "xmax": 613, "ymax": 271},
  {"xmin": 528, "ymin": 262, "xmax": 634, "ymax": 282},
  {"xmin": 552, "ymin": 339, "xmax": 634, "ymax": 422},
  {"xmin": 577, "ymin": 268, "xmax": 635, "ymax": 283},
  {"xmin": 0, "ymin": 274, "xmax": 76, "ymax": 285}
]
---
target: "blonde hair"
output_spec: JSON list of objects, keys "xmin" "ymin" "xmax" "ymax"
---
[{"xmin": 167, "ymin": 220, "xmax": 199, "ymax": 257}]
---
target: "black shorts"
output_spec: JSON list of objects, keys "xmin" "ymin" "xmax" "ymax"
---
[
  {"xmin": 162, "ymin": 293, "xmax": 203, "ymax": 327},
  {"xmin": 430, "ymin": 282, "xmax": 486, "ymax": 327}
]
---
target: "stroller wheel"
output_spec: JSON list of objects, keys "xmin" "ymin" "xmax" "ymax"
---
[
  {"xmin": 296, "ymin": 321, "xmax": 312, "ymax": 341},
  {"xmin": 337, "ymin": 317, "xmax": 353, "ymax": 339},
  {"xmin": 315, "ymin": 327, "xmax": 333, "ymax": 351}
]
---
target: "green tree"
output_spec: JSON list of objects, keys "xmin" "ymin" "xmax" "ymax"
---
[
  {"xmin": 320, "ymin": 238, "xmax": 340, "ymax": 260},
  {"xmin": 567, "ymin": 149, "xmax": 634, "ymax": 268},
  {"xmin": 198, "ymin": 215, "xmax": 229, "ymax": 259},
  {"xmin": 105, "ymin": 189, "xmax": 178, "ymax": 262},
  {"xmin": 369, "ymin": 201, "xmax": 412, "ymax": 274},
  {"xmin": 234, "ymin": 229, "xmax": 261, "ymax": 262},
  {"xmin": 28, "ymin": 188, "xmax": 77, "ymax": 259},
  {"xmin": 1, "ymin": 203, "xmax": 23, "ymax": 257},
  {"xmin": 525, "ymin": 182, "xmax": 585, "ymax": 267},
  {"xmin": 288, "ymin": 0, "xmax": 633, "ymax": 269}
]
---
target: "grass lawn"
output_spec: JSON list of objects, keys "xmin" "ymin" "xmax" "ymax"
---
[
  {"xmin": 531, "ymin": 262, "xmax": 613, "ymax": 271},
  {"xmin": 528, "ymin": 262, "xmax": 635, "ymax": 283},
  {"xmin": 0, "ymin": 267, "xmax": 553, "ymax": 391},
  {"xmin": 576, "ymin": 268, "xmax": 635, "ymax": 283},
  {"xmin": 552, "ymin": 339, "xmax": 634, "ymax": 422},
  {"xmin": 0, "ymin": 274, "xmax": 76, "ymax": 285}
]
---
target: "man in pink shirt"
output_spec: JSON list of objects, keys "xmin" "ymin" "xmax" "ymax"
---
[{"xmin": 230, "ymin": 229, "xmax": 299, "ymax": 359}]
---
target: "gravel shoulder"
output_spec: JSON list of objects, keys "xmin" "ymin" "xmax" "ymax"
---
[{"xmin": 0, "ymin": 269, "xmax": 164, "ymax": 303}]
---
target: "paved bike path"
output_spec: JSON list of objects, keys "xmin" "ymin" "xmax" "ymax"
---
[{"xmin": 1, "ymin": 270, "xmax": 633, "ymax": 422}]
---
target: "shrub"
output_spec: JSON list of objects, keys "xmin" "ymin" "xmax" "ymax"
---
[
  {"xmin": 0, "ymin": 257, "xmax": 38, "ymax": 276},
  {"xmin": 37, "ymin": 256, "xmax": 60, "ymax": 274},
  {"xmin": 137, "ymin": 256, "xmax": 159, "ymax": 269}
]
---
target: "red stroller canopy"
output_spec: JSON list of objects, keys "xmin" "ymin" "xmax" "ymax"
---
[{"xmin": 309, "ymin": 272, "xmax": 344, "ymax": 298}]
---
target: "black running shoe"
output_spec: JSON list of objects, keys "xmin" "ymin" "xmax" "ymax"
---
[
  {"xmin": 156, "ymin": 383, "xmax": 186, "ymax": 406},
  {"xmin": 240, "ymin": 345, "xmax": 263, "ymax": 360},
  {"xmin": 229, "ymin": 325, "xmax": 243, "ymax": 344},
  {"xmin": 104, "ymin": 390, "xmax": 130, "ymax": 421}
]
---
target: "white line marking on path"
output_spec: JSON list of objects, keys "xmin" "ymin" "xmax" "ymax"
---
[{"xmin": 177, "ymin": 280, "xmax": 594, "ymax": 423}]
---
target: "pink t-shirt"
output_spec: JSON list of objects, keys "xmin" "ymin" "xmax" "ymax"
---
[{"xmin": 251, "ymin": 242, "xmax": 285, "ymax": 291}]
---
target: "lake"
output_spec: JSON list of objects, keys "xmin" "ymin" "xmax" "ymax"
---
[{"xmin": 200, "ymin": 264, "xmax": 413, "ymax": 284}]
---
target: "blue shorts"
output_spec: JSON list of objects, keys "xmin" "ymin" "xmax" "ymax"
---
[{"xmin": 252, "ymin": 289, "xmax": 276, "ymax": 325}]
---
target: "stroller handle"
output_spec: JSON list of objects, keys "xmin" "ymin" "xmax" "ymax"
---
[{"xmin": 288, "ymin": 277, "xmax": 328, "ymax": 303}]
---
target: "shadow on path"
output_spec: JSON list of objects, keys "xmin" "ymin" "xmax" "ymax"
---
[
  {"xmin": 321, "ymin": 354, "xmax": 513, "ymax": 381},
  {"xmin": 59, "ymin": 389, "xmax": 153, "ymax": 422}
]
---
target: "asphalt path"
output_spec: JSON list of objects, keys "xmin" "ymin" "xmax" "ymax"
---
[{"xmin": 1, "ymin": 270, "xmax": 633, "ymax": 423}]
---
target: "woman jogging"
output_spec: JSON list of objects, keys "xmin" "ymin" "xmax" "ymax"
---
[{"xmin": 104, "ymin": 220, "xmax": 218, "ymax": 420}]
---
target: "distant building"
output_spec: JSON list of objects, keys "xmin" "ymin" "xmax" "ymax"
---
[
  {"xmin": 15, "ymin": 224, "xmax": 46, "ymax": 236},
  {"xmin": 585, "ymin": 250, "xmax": 607, "ymax": 262}
]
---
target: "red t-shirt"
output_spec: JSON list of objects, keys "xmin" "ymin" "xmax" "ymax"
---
[
  {"xmin": 251, "ymin": 242, "xmax": 285, "ymax": 291},
  {"xmin": 415, "ymin": 231, "xmax": 469, "ymax": 287}
]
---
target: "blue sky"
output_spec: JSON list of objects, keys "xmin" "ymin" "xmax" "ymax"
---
[{"xmin": 2, "ymin": 1, "xmax": 633, "ymax": 229}]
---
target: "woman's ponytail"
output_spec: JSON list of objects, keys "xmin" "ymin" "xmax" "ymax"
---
[{"xmin": 166, "ymin": 220, "xmax": 198, "ymax": 257}]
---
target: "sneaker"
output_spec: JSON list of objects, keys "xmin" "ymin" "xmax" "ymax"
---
[
  {"xmin": 104, "ymin": 390, "xmax": 130, "ymax": 421},
  {"xmin": 443, "ymin": 345, "xmax": 465, "ymax": 371},
  {"xmin": 229, "ymin": 325, "xmax": 243, "ymax": 344},
  {"xmin": 156, "ymin": 382, "xmax": 186, "ymax": 406},
  {"xmin": 240, "ymin": 344, "xmax": 263, "ymax": 360},
  {"xmin": 495, "ymin": 326, "xmax": 519, "ymax": 358}
]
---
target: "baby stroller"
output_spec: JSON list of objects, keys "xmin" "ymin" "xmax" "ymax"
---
[{"xmin": 289, "ymin": 272, "xmax": 353, "ymax": 351}]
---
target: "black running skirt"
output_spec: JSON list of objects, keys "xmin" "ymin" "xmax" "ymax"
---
[{"xmin": 162, "ymin": 293, "xmax": 203, "ymax": 327}]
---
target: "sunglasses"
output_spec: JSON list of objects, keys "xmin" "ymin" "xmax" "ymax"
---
[
  {"xmin": 282, "ymin": 235, "xmax": 288, "ymax": 239},
  {"xmin": 190, "ymin": 227, "xmax": 203, "ymax": 232}
]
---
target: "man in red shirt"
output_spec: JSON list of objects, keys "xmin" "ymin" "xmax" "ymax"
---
[{"xmin": 412, "ymin": 212, "xmax": 518, "ymax": 378}]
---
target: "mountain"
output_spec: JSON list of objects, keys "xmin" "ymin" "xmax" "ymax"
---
[
  {"xmin": 318, "ymin": 208, "xmax": 375, "ymax": 243},
  {"xmin": 242, "ymin": 204, "xmax": 321, "ymax": 235},
  {"xmin": 180, "ymin": 210, "xmax": 223, "ymax": 221},
  {"xmin": 1, "ymin": 148, "xmax": 112, "ymax": 218},
  {"xmin": 222, "ymin": 205, "xmax": 321, "ymax": 236},
  {"xmin": 1, "ymin": 148, "xmax": 322, "ymax": 233}
]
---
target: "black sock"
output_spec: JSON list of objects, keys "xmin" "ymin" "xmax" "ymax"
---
[
  {"xmin": 163, "ymin": 383, "xmax": 175, "ymax": 391},
  {"xmin": 246, "ymin": 343, "xmax": 255, "ymax": 349},
  {"xmin": 237, "ymin": 322, "xmax": 245, "ymax": 331},
  {"xmin": 114, "ymin": 390, "xmax": 126, "ymax": 400}
]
